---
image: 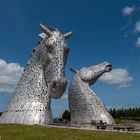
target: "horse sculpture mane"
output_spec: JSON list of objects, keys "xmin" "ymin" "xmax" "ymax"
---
[
  {"xmin": 0, "ymin": 23, "xmax": 72, "ymax": 125},
  {"xmin": 68, "ymin": 62, "xmax": 115, "ymax": 126}
]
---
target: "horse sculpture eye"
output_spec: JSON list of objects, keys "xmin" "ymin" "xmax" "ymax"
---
[{"xmin": 47, "ymin": 45, "xmax": 54, "ymax": 53}]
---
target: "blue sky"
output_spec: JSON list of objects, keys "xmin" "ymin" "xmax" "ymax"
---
[{"xmin": 0, "ymin": 0, "xmax": 140, "ymax": 118}]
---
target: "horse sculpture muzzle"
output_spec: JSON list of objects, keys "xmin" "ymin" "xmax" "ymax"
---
[
  {"xmin": 51, "ymin": 78, "xmax": 67, "ymax": 98},
  {"xmin": 105, "ymin": 64, "xmax": 112, "ymax": 72}
]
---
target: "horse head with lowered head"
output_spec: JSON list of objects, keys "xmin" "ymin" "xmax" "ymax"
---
[{"xmin": 0, "ymin": 23, "xmax": 72, "ymax": 125}]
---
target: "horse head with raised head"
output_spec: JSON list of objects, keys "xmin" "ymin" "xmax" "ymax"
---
[{"xmin": 69, "ymin": 62, "xmax": 115, "ymax": 125}]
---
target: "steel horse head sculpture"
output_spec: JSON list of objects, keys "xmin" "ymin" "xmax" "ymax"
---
[
  {"xmin": 68, "ymin": 62, "xmax": 115, "ymax": 126},
  {"xmin": 0, "ymin": 23, "xmax": 72, "ymax": 125}
]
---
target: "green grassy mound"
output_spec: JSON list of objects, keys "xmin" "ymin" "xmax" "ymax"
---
[{"xmin": 0, "ymin": 124, "xmax": 140, "ymax": 140}]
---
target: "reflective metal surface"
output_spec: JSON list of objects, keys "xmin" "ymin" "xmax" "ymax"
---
[
  {"xmin": 68, "ymin": 62, "xmax": 115, "ymax": 126},
  {"xmin": 0, "ymin": 24, "xmax": 72, "ymax": 125}
]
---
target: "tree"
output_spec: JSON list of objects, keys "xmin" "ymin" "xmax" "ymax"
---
[
  {"xmin": 109, "ymin": 107, "xmax": 140, "ymax": 120},
  {"xmin": 0, "ymin": 112, "xmax": 2, "ymax": 116},
  {"xmin": 62, "ymin": 110, "xmax": 71, "ymax": 121}
]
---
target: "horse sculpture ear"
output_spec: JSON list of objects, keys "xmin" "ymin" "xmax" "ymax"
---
[
  {"xmin": 38, "ymin": 32, "xmax": 47, "ymax": 39},
  {"xmin": 40, "ymin": 23, "xmax": 52, "ymax": 37},
  {"xmin": 64, "ymin": 31, "xmax": 73, "ymax": 39},
  {"xmin": 70, "ymin": 67, "xmax": 78, "ymax": 73}
]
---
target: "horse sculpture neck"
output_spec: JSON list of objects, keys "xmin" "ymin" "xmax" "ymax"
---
[{"xmin": 0, "ymin": 41, "xmax": 53, "ymax": 124}]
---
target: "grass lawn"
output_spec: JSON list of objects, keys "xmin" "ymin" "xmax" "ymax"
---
[{"xmin": 0, "ymin": 124, "xmax": 140, "ymax": 140}]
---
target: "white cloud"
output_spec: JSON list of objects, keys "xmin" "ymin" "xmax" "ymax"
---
[
  {"xmin": 136, "ymin": 37, "xmax": 140, "ymax": 47},
  {"xmin": 99, "ymin": 68, "xmax": 133, "ymax": 88},
  {"xmin": 122, "ymin": 6, "xmax": 135, "ymax": 16},
  {"xmin": 0, "ymin": 59, "xmax": 23, "ymax": 93},
  {"xmin": 134, "ymin": 20, "xmax": 140, "ymax": 32}
]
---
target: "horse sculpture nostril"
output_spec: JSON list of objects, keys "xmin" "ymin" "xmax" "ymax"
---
[
  {"xmin": 52, "ymin": 82, "xmax": 57, "ymax": 89},
  {"xmin": 108, "ymin": 64, "xmax": 112, "ymax": 68},
  {"xmin": 52, "ymin": 79, "xmax": 67, "ymax": 89},
  {"xmin": 106, "ymin": 64, "xmax": 111, "ymax": 67},
  {"xmin": 105, "ymin": 64, "xmax": 112, "ymax": 72}
]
